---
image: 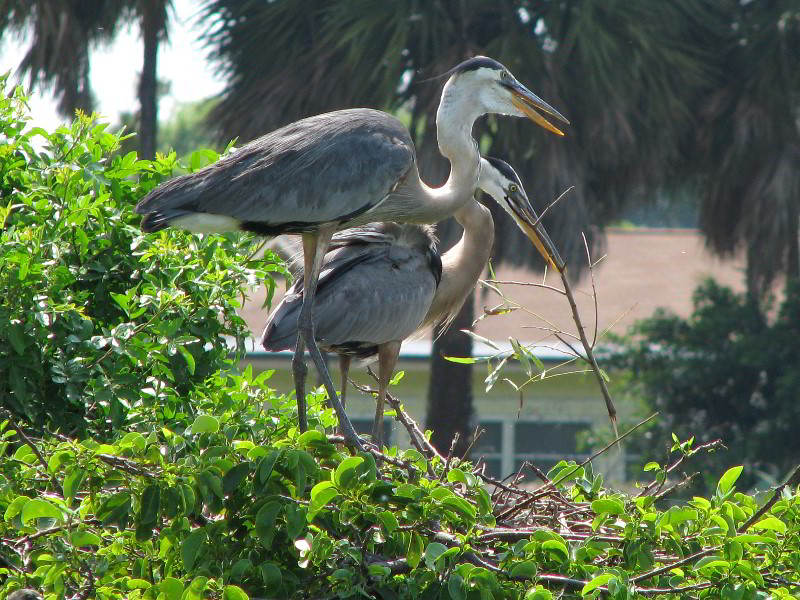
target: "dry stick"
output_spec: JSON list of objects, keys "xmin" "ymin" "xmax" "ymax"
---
[
  {"xmin": 556, "ymin": 257, "xmax": 618, "ymax": 438},
  {"xmin": 440, "ymin": 433, "xmax": 460, "ymax": 482},
  {"xmin": 738, "ymin": 463, "xmax": 800, "ymax": 532},
  {"xmin": 2, "ymin": 411, "xmax": 63, "ymax": 497},
  {"xmin": 496, "ymin": 413, "xmax": 657, "ymax": 522},
  {"xmin": 636, "ymin": 439, "xmax": 725, "ymax": 498}
]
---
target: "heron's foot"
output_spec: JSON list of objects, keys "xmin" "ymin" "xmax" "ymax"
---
[{"xmin": 292, "ymin": 343, "xmax": 309, "ymax": 432}]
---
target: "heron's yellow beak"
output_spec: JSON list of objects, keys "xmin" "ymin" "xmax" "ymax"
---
[
  {"xmin": 508, "ymin": 188, "xmax": 564, "ymax": 271},
  {"xmin": 507, "ymin": 80, "xmax": 569, "ymax": 137}
]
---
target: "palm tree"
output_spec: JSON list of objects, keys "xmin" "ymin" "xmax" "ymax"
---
[
  {"xmin": 196, "ymin": 0, "xmax": 716, "ymax": 454},
  {"xmin": 0, "ymin": 0, "xmax": 122, "ymax": 116},
  {"xmin": 0, "ymin": 0, "xmax": 172, "ymax": 159},
  {"xmin": 688, "ymin": 0, "xmax": 800, "ymax": 298}
]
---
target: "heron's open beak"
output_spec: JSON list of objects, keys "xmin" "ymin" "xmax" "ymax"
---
[
  {"xmin": 506, "ymin": 80, "xmax": 569, "ymax": 137},
  {"xmin": 508, "ymin": 188, "xmax": 564, "ymax": 271}
]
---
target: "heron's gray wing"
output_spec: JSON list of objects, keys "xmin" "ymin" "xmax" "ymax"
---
[
  {"xmin": 261, "ymin": 224, "xmax": 438, "ymax": 355},
  {"xmin": 135, "ymin": 109, "xmax": 414, "ymax": 233},
  {"xmin": 260, "ymin": 233, "xmax": 397, "ymax": 351},
  {"xmin": 312, "ymin": 251, "xmax": 437, "ymax": 352}
]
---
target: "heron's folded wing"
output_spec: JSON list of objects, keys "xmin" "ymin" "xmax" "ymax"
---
[{"xmin": 135, "ymin": 109, "xmax": 414, "ymax": 228}]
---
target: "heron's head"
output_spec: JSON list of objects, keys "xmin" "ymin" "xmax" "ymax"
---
[
  {"xmin": 442, "ymin": 56, "xmax": 569, "ymax": 136},
  {"xmin": 479, "ymin": 156, "xmax": 563, "ymax": 270}
]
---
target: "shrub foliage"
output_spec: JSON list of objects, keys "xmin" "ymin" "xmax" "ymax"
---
[{"xmin": 2, "ymin": 78, "xmax": 800, "ymax": 599}]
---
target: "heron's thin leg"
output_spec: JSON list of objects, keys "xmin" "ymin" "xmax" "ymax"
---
[
  {"xmin": 339, "ymin": 355, "xmax": 352, "ymax": 410},
  {"xmin": 372, "ymin": 340, "xmax": 401, "ymax": 448},
  {"xmin": 298, "ymin": 224, "xmax": 363, "ymax": 450},
  {"xmin": 336, "ymin": 355, "xmax": 352, "ymax": 437},
  {"xmin": 292, "ymin": 234, "xmax": 317, "ymax": 432}
]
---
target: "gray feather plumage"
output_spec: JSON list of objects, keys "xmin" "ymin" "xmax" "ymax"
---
[
  {"xmin": 261, "ymin": 223, "xmax": 439, "ymax": 358},
  {"xmin": 135, "ymin": 109, "xmax": 414, "ymax": 232}
]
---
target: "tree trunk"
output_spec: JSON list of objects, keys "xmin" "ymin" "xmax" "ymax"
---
[
  {"xmin": 425, "ymin": 286, "xmax": 475, "ymax": 457},
  {"xmin": 138, "ymin": 1, "xmax": 163, "ymax": 159}
]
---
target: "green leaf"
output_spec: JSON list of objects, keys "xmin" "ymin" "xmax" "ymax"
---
[
  {"xmin": 308, "ymin": 481, "xmax": 339, "ymax": 521},
  {"xmin": 139, "ymin": 484, "xmax": 161, "ymax": 525},
  {"xmin": 448, "ymin": 573, "xmax": 466, "ymax": 600},
  {"xmin": 442, "ymin": 496, "xmax": 477, "ymax": 520},
  {"xmin": 222, "ymin": 585, "xmax": 249, "ymax": 600},
  {"xmin": 222, "ymin": 462, "xmax": 251, "ymax": 495},
  {"xmin": 591, "ymin": 498, "xmax": 625, "ymax": 516},
  {"xmin": 334, "ymin": 456, "xmax": 365, "ymax": 489},
  {"xmin": 63, "ymin": 467, "xmax": 86, "ymax": 505},
  {"xmin": 693, "ymin": 556, "xmax": 730, "ymax": 571},
  {"xmin": 261, "ymin": 562, "xmax": 282, "ymax": 595},
  {"xmin": 285, "ymin": 504, "xmax": 307, "ymax": 540},
  {"xmin": 70, "ymin": 531, "xmax": 102, "ymax": 547},
  {"xmin": 4, "ymin": 496, "xmax": 29, "ymax": 522},
  {"xmin": 734, "ymin": 534, "xmax": 778, "ymax": 544},
  {"xmin": 183, "ymin": 576, "xmax": 209, "ymax": 600},
  {"xmin": 191, "ymin": 415, "xmax": 219, "ymax": 434},
  {"xmin": 424, "ymin": 542, "xmax": 448, "ymax": 569},
  {"xmin": 406, "ymin": 532, "xmax": 424, "ymax": 568},
  {"xmin": 8, "ymin": 322, "xmax": 26, "ymax": 355},
  {"xmin": 509, "ymin": 561, "xmax": 537, "ymax": 578},
  {"xmin": 255, "ymin": 502, "xmax": 282, "ymax": 548},
  {"xmin": 378, "ymin": 510, "xmax": 399, "ymax": 532},
  {"xmin": 181, "ymin": 529, "xmax": 208, "ymax": 571},
  {"xmin": 749, "ymin": 516, "xmax": 786, "ymax": 533},
  {"xmin": 717, "ymin": 466, "xmax": 743, "ymax": 496},
  {"xmin": 21, "ymin": 498, "xmax": 63, "ymax": 524},
  {"xmin": 582, "ymin": 573, "xmax": 615, "ymax": 596},
  {"xmin": 541, "ymin": 539, "xmax": 569, "ymax": 562},
  {"xmin": 160, "ymin": 577, "xmax": 184, "ymax": 600},
  {"xmin": 179, "ymin": 346, "xmax": 196, "ymax": 375}
]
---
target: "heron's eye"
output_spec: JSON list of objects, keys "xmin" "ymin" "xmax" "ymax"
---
[
  {"xmin": 500, "ymin": 71, "xmax": 509, "ymax": 79},
  {"xmin": 508, "ymin": 183, "xmax": 518, "ymax": 193}
]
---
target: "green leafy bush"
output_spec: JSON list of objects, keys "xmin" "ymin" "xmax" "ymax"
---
[
  {"xmin": 614, "ymin": 279, "xmax": 800, "ymax": 492},
  {"xmin": 0, "ymin": 75, "xmax": 284, "ymax": 438}
]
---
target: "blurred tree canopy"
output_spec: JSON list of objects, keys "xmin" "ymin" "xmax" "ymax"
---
[
  {"xmin": 0, "ymin": 0, "xmax": 174, "ymax": 158},
  {"xmin": 616, "ymin": 279, "xmax": 800, "ymax": 494}
]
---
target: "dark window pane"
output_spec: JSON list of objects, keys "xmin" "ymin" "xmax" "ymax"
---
[
  {"xmin": 471, "ymin": 422, "xmax": 503, "ymax": 455},
  {"xmin": 351, "ymin": 418, "xmax": 392, "ymax": 444},
  {"xmin": 514, "ymin": 422, "xmax": 590, "ymax": 455}
]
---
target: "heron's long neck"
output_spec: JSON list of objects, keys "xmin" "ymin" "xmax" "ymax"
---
[
  {"xmin": 415, "ymin": 84, "xmax": 483, "ymax": 222},
  {"xmin": 424, "ymin": 199, "xmax": 494, "ymax": 328}
]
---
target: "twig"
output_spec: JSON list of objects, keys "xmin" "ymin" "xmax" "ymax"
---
[
  {"xmin": 558, "ymin": 262, "xmax": 618, "ymax": 437},
  {"xmin": 496, "ymin": 413, "xmax": 657, "ymax": 521},
  {"xmin": 440, "ymin": 433, "xmax": 460, "ymax": 482},
  {"xmin": 531, "ymin": 186, "xmax": 575, "ymax": 226},
  {"xmin": 738, "ymin": 463, "xmax": 800, "ymax": 533},
  {"xmin": 2, "ymin": 411, "xmax": 63, "ymax": 497}
]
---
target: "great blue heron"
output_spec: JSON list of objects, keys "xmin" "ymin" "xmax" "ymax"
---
[
  {"xmin": 261, "ymin": 157, "xmax": 561, "ymax": 446},
  {"xmin": 134, "ymin": 56, "xmax": 568, "ymax": 448}
]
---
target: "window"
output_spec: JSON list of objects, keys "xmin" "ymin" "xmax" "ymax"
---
[
  {"xmin": 470, "ymin": 421, "xmax": 504, "ymax": 479},
  {"xmin": 514, "ymin": 421, "xmax": 590, "ymax": 477},
  {"xmin": 471, "ymin": 419, "xmax": 591, "ymax": 481},
  {"xmin": 350, "ymin": 418, "xmax": 392, "ymax": 446}
]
